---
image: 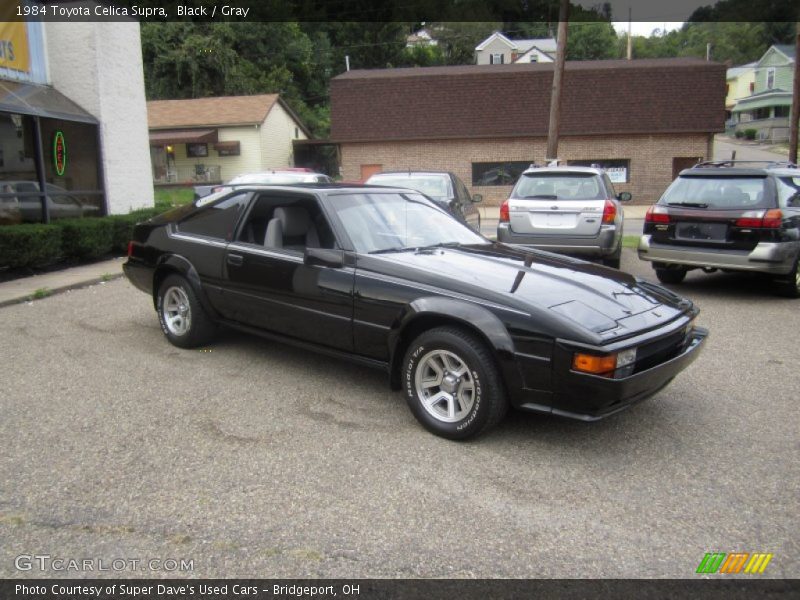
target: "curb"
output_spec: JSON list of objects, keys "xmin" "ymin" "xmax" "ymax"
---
[{"xmin": 0, "ymin": 272, "xmax": 126, "ymax": 309}]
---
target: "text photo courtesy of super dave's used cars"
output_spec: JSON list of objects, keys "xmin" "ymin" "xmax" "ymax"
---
[{"xmin": 124, "ymin": 183, "xmax": 707, "ymax": 440}]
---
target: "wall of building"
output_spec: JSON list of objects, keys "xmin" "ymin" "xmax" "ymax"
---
[
  {"xmin": 726, "ymin": 70, "xmax": 755, "ymax": 108},
  {"xmin": 260, "ymin": 103, "xmax": 307, "ymax": 168},
  {"xmin": 475, "ymin": 38, "xmax": 514, "ymax": 65},
  {"xmin": 755, "ymin": 49, "xmax": 794, "ymax": 92},
  {"xmin": 341, "ymin": 133, "xmax": 712, "ymax": 205},
  {"xmin": 44, "ymin": 21, "xmax": 153, "ymax": 214}
]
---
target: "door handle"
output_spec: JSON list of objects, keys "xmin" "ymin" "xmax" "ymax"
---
[{"xmin": 227, "ymin": 253, "xmax": 244, "ymax": 266}]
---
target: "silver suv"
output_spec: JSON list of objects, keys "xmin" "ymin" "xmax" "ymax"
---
[
  {"xmin": 497, "ymin": 165, "xmax": 631, "ymax": 268},
  {"xmin": 637, "ymin": 161, "xmax": 800, "ymax": 297}
]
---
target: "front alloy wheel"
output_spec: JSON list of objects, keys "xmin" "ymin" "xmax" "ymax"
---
[
  {"xmin": 403, "ymin": 326, "xmax": 508, "ymax": 440},
  {"xmin": 414, "ymin": 349, "xmax": 476, "ymax": 423}
]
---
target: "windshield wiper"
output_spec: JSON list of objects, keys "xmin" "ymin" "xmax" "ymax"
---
[
  {"xmin": 369, "ymin": 246, "xmax": 415, "ymax": 254},
  {"xmin": 667, "ymin": 202, "xmax": 709, "ymax": 208},
  {"xmin": 416, "ymin": 241, "xmax": 462, "ymax": 250}
]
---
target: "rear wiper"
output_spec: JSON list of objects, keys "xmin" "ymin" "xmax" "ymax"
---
[
  {"xmin": 667, "ymin": 202, "xmax": 709, "ymax": 208},
  {"xmin": 524, "ymin": 195, "xmax": 558, "ymax": 199}
]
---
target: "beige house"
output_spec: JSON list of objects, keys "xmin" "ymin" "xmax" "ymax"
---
[
  {"xmin": 147, "ymin": 94, "xmax": 310, "ymax": 186},
  {"xmin": 475, "ymin": 32, "xmax": 556, "ymax": 65}
]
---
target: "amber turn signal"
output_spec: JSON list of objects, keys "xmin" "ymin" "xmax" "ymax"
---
[{"xmin": 572, "ymin": 352, "xmax": 617, "ymax": 376}]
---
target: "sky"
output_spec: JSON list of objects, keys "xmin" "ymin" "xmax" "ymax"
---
[{"xmin": 574, "ymin": 0, "xmax": 711, "ymax": 36}]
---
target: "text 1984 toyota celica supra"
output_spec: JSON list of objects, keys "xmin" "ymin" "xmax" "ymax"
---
[{"xmin": 124, "ymin": 184, "xmax": 707, "ymax": 439}]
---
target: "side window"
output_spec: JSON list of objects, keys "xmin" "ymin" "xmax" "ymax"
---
[
  {"xmin": 777, "ymin": 177, "xmax": 800, "ymax": 208},
  {"xmin": 177, "ymin": 193, "xmax": 249, "ymax": 240},
  {"xmin": 236, "ymin": 194, "xmax": 338, "ymax": 251},
  {"xmin": 603, "ymin": 174, "xmax": 617, "ymax": 198}
]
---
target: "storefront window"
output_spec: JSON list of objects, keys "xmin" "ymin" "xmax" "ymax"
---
[
  {"xmin": 0, "ymin": 112, "xmax": 104, "ymax": 224},
  {"xmin": 0, "ymin": 112, "xmax": 40, "ymax": 225}
]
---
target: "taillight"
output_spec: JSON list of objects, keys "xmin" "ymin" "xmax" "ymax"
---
[
  {"xmin": 762, "ymin": 209, "xmax": 783, "ymax": 228},
  {"xmin": 735, "ymin": 209, "xmax": 782, "ymax": 229},
  {"xmin": 645, "ymin": 205, "xmax": 670, "ymax": 223},
  {"xmin": 499, "ymin": 200, "xmax": 510, "ymax": 223},
  {"xmin": 127, "ymin": 241, "xmax": 134, "ymax": 257},
  {"xmin": 602, "ymin": 199, "xmax": 617, "ymax": 224}
]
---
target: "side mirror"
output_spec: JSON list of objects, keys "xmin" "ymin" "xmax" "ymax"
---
[
  {"xmin": 472, "ymin": 193, "xmax": 483, "ymax": 203},
  {"xmin": 304, "ymin": 247, "xmax": 345, "ymax": 268},
  {"xmin": 617, "ymin": 192, "xmax": 632, "ymax": 202}
]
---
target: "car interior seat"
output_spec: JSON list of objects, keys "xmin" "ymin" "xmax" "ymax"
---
[{"xmin": 264, "ymin": 206, "xmax": 320, "ymax": 251}]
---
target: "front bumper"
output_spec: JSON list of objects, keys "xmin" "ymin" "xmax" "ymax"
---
[
  {"xmin": 515, "ymin": 325, "xmax": 708, "ymax": 421},
  {"xmin": 638, "ymin": 235, "xmax": 797, "ymax": 275},
  {"xmin": 497, "ymin": 223, "xmax": 620, "ymax": 257}
]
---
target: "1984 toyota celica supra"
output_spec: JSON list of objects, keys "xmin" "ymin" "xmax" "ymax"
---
[{"xmin": 124, "ymin": 184, "xmax": 707, "ymax": 439}]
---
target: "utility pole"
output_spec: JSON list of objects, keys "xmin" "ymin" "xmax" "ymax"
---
[
  {"xmin": 790, "ymin": 22, "xmax": 800, "ymax": 164},
  {"xmin": 546, "ymin": 0, "xmax": 569, "ymax": 163},
  {"xmin": 627, "ymin": 7, "xmax": 632, "ymax": 60}
]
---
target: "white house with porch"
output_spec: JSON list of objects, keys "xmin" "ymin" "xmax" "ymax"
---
[{"xmin": 147, "ymin": 94, "xmax": 310, "ymax": 186}]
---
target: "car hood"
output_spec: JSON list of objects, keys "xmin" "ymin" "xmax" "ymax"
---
[{"xmin": 360, "ymin": 243, "xmax": 692, "ymax": 342}]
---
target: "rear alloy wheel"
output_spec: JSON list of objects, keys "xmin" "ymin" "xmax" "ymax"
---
[
  {"xmin": 402, "ymin": 326, "xmax": 508, "ymax": 440},
  {"xmin": 156, "ymin": 274, "xmax": 216, "ymax": 348},
  {"xmin": 774, "ymin": 258, "xmax": 800, "ymax": 298},
  {"xmin": 655, "ymin": 267, "xmax": 687, "ymax": 285}
]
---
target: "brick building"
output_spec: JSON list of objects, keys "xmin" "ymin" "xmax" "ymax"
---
[{"xmin": 330, "ymin": 58, "xmax": 726, "ymax": 205}]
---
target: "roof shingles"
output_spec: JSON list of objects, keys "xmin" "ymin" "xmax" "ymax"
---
[
  {"xmin": 147, "ymin": 94, "xmax": 279, "ymax": 129},
  {"xmin": 331, "ymin": 59, "xmax": 726, "ymax": 142}
]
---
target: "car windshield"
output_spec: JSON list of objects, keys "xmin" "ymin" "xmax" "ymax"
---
[
  {"xmin": 368, "ymin": 175, "xmax": 450, "ymax": 200},
  {"xmin": 659, "ymin": 176, "xmax": 769, "ymax": 209},
  {"xmin": 513, "ymin": 173, "xmax": 604, "ymax": 200},
  {"xmin": 329, "ymin": 192, "xmax": 485, "ymax": 254},
  {"xmin": 229, "ymin": 172, "xmax": 317, "ymax": 185}
]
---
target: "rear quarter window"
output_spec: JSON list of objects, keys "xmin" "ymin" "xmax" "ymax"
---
[
  {"xmin": 776, "ymin": 176, "xmax": 800, "ymax": 208},
  {"xmin": 177, "ymin": 192, "xmax": 250, "ymax": 240}
]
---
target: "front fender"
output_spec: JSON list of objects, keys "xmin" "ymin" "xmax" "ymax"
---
[{"xmin": 388, "ymin": 296, "xmax": 523, "ymax": 392}]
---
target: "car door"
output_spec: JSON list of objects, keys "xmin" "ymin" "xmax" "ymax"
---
[
  {"xmin": 221, "ymin": 191, "xmax": 355, "ymax": 352},
  {"xmin": 453, "ymin": 175, "xmax": 480, "ymax": 232}
]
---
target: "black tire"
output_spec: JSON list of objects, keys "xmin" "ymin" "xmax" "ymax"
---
[
  {"xmin": 402, "ymin": 326, "xmax": 508, "ymax": 440},
  {"xmin": 655, "ymin": 267, "xmax": 687, "ymax": 284},
  {"xmin": 774, "ymin": 258, "xmax": 800, "ymax": 298},
  {"xmin": 156, "ymin": 274, "xmax": 216, "ymax": 348}
]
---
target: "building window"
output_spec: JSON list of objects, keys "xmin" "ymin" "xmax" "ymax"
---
[
  {"xmin": 752, "ymin": 107, "xmax": 771, "ymax": 120},
  {"xmin": 750, "ymin": 81, "xmax": 755, "ymax": 92},
  {"xmin": 187, "ymin": 143, "xmax": 208, "ymax": 158},
  {"xmin": 0, "ymin": 113, "xmax": 105, "ymax": 224},
  {"xmin": 567, "ymin": 159, "xmax": 631, "ymax": 183},
  {"xmin": 530, "ymin": 55, "xmax": 538, "ymax": 63},
  {"xmin": 490, "ymin": 53, "xmax": 504, "ymax": 65},
  {"xmin": 472, "ymin": 161, "xmax": 531, "ymax": 186},
  {"xmin": 774, "ymin": 106, "xmax": 790, "ymax": 118},
  {"xmin": 767, "ymin": 68, "xmax": 775, "ymax": 90}
]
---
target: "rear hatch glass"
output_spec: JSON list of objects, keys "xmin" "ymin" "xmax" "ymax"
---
[{"xmin": 659, "ymin": 175, "xmax": 771, "ymax": 210}]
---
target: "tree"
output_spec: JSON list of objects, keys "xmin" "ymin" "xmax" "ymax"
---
[{"xmin": 567, "ymin": 21, "xmax": 618, "ymax": 60}]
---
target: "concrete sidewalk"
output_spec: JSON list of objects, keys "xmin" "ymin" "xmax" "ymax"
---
[{"xmin": 0, "ymin": 256, "xmax": 125, "ymax": 308}]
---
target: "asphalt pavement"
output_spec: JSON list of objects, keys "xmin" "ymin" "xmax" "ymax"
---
[{"xmin": 1, "ymin": 249, "xmax": 798, "ymax": 579}]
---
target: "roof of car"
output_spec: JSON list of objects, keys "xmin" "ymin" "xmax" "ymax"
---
[
  {"xmin": 521, "ymin": 166, "xmax": 604, "ymax": 175},
  {"xmin": 367, "ymin": 171, "xmax": 453, "ymax": 177},
  {"xmin": 680, "ymin": 163, "xmax": 800, "ymax": 177}
]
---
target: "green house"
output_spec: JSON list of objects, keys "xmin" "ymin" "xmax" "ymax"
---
[{"xmin": 732, "ymin": 44, "xmax": 795, "ymax": 142}]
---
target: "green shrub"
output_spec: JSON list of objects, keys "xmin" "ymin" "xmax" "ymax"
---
[
  {"xmin": 0, "ymin": 223, "xmax": 63, "ymax": 268},
  {"xmin": 734, "ymin": 130, "xmax": 745, "ymax": 139},
  {"xmin": 744, "ymin": 128, "xmax": 757, "ymax": 140},
  {"xmin": 57, "ymin": 218, "xmax": 114, "ymax": 260}
]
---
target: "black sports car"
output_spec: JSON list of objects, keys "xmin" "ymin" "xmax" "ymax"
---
[{"xmin": 124, "ymin": 184, "xmax": 707, "ymax": 439}]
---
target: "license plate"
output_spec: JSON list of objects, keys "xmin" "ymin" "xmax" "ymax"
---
[
  {"xmin": 675, "ymin": 222, "xmax": 727, "ymax": 241},
  {"xmin": 532, "ymin": 213, "xmax": 577, "ymax": 228}
]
